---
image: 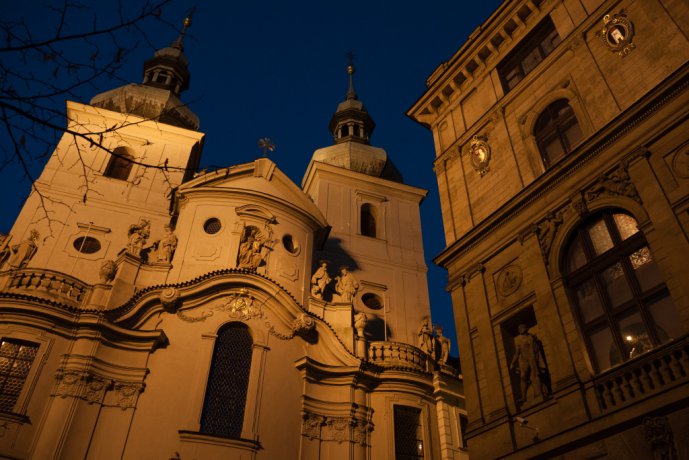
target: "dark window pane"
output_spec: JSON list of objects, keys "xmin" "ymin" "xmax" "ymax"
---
[
  {"xmin": 521, "ymin": 47, "xmax": 543, "ymax": 74},
  {"xmin": 630, "ymin": 247, "xmax": 663, "ymax": 291},
  {"xmin": 590, "ymin": 326, "xmax": 620, "ymax": 371},
  {"xmin": 104, "ymin": 148, "xmax": 134, "ymax": 181},
  {"xmin": 567, "ymin": 233, "xmax": 588, "ymax": 272},
  {"xmin": 575, "ymin": 279, "xmax": 604, "ymax": 322},
  {"xmin": 361, "ymin": 204, "xmax": 377, "ymax": 237},
  {"xmin": 563, "ymin": 121, "xmax": 583, "ymax": 150},
  {"xmin": 542, "ymin": 138, "xmax": 565, "ymax": 165},
  {"xmin": 601, "ymin": 262, "xmax": 633, "ymax": 308},
  {"xmin": 394, "ymin": 405, "xmax": 424, "ymax": 459},
  {"xmin": 647, "ymin": 296, "xmax": 683, "ymax": 342}
]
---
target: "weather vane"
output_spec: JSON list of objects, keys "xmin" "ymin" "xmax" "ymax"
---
[{"xmin": 258, "ymin": 138, "xmax": 275, "ymax": 157}]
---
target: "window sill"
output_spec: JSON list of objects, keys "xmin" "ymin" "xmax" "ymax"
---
[
  {"xmin": 178, "ymin": 430, "xmax": 261, "ymax": 451},
  {"xmin": 0, "ymin": 411, "xmax": 31, "ymax": 425}
]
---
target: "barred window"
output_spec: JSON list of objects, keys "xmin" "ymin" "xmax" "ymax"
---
[
  {"xmin": 0, "ymin": 338, "xmax": 39, "ymax": 412},
  {"xmin": 200, "ymin": 323, "xmax": 253, "ymax": 438},
  {"xmin": 394, "ymin": 405, "xmax": 424, "ymax": 460},
  {"xmin": 563, "ymin": 210, "xmax": 682, "ymax": 372}
]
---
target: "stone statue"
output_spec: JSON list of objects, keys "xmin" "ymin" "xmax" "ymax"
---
[
  {"xmin": 6, "ymin": 229, "xmax": 39, "ymax": 269},
  {"xmin": 310, "ymin": 260, "xmax": 331, "ymax": 299},
  {"xmin": 510, "ymin": 324, "xmax": 549, "ymax": 403},
  {"xmin": 127, "ymin": 220, "xmax": 150, "ymax": 258},
  {"xmin": 435, "ymin": 325, "xmax": 451, "ymax": 365},
  {"xmin": 99, "ymin": 260, "xmax": 118, "ymax": 283},
  {"xmin": 354, "ymin": 312, "xmax": 367, "ymax": 338},
  {"xmin": 335, "ymin": 266, "xmax": 359, "ymax": 303},
  {"xmin": 237, "ymin": 227, "xmax": 266, "ymax": 269},
  {"xmin": 418, "ymin": 317, "xmax": 434, "ymax": 356},
  {"xmin": 154, "ymin": 225, "xmax": 178, "ymax": 263}
]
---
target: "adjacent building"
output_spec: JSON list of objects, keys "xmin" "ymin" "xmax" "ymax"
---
[
  {"xmin": 409, "ymin": 0, "xmax": 689, "ymax": 458},
  {"xmin": 0, "ymin": 29, "xmax": 467, "ymax": 460}
]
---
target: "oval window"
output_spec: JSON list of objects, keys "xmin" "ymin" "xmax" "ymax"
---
[
  {"xmin": 362, "ymin": 293, "xmax": 383, "ymax": 310},
  {"xmin": 73, "ymin": 236, "xmax": 101, "ymax": 254},
  {"xmin": 204, "ymin": 218, "xmax": 222, "ymax": 234},
  {"xmin": 282, "ymin": 234, "xmax": 299, "ymax": 254}
]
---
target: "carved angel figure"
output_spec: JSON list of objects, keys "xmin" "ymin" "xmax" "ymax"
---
[{"xmin": 237, "ymin": 227, "xmax": 266, "ymax": 269}]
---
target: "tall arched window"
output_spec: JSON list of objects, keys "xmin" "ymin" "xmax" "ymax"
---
[
  {"xmin": 534, "ymin": 99, "xmax": 582, "ymax": 168},
  {"xmin": 563, "ymin": 210, "xmax": 682, "ymax": 372},
  {"xmin": 104, "ymin": 147, "xmax": 134, "ymax": 180},
  {"xmin": 200, "ymin": 322, "xmax": 253, "ymax": 438},
  {"xmin": 361, "ymin": 203, "xmax": 377, "ymax": 237}
]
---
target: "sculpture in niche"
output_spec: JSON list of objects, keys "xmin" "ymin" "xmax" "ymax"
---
[
  {"xmin": 126, "ymin": 220, "xmax": 150, "ymax": 258},
  {"xmin": 6, "ymin": 229, "xmax": 39, "ymax": 269},
  {"xmin": 418, "ymin": 317, "xmax": 435, "ymax": 357},
  {"xmin": 237, "ymin": 226, "xmax": 267, "ymax": 270},
  {"xmin": 334, "ymin": 266, "xmax": 358, "ymax": 303},
  {"xmin": 153, "ymin": 224, "xmax": 178, "ymax": 263},
  {"xmin": 99, "ymin": 260, "xmax": 117, "ymax": 283},
  {"xmin": 584, "ymin": 164, "xmax": 640, "ymax": 203},
  {"xmin": 510, "ymin": 324, "xmax": 550, "ymax": 404},
  {"xmin": 310, "ymin": 260, "xmax": 331, "ymax": 300},
  {"xmin": 435, "ymin": 325, "xmax": 451, "ymax": 365},
  {"xmin": 354, "ymin": 312, "xmax": 367, "ymax": 338},
  {"xmin": 643, "ymin": 416, "xmax": 678, "ymax": 460}
]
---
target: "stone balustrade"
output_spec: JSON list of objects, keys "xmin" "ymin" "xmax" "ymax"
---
[
  {"xmin": 368, "ymin": 341, "xmax": 430, "ymax": 372},
  {"xmin": 3, "ymin": 269, "xmax": 90, "ymax": 307},
  {"xmin": 594, "ymin": 336, "xmax": 689, "ymax": 411}
]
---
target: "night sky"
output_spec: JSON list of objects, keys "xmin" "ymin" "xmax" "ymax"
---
[{"xmin": 2, "ymin": 1, "xmax": 503, "ymax": 355}]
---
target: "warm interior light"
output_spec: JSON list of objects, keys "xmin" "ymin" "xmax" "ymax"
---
[
  {"xmin": 626, "ymin": 335, "xmax": 634, "ymax": 342},
  {"xmin": 417, "ymin": 441, "xmax": 424, "ymax": 454}
]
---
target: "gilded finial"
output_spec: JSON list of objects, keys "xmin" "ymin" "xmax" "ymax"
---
[
  {"xmin": 345, "ymin": 51, "xmax": 357, "ymax": 100},
  {"xmin": 171, "ymin": 7, "xmax": 196, "ymax": 50}
]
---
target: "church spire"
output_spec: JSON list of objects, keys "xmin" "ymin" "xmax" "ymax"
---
[
  {"xmin": 328, "ymin": 56, "xmax": 375, "ymax": 145},
  {"xmin": 141, "ymin": 14, "xmax": 193, "ymax": 96}
]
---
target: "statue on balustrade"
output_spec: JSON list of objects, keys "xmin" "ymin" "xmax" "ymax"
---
[
  {"xmin": 154, "ymin": 224, "xmax": 178, "ymax": 263},
  {"xmin": 418, "ymin": 317, "xmax": 434, "ymax": 357},
  {"xmin": 127, "ymin": 220, "xmax": 150, "ymax": 258},
  {"xmin": 335, "ymin": 266, "xmax": 358, "ymax": 303},
  {"xmin": 310, "ymin": 260, "xmax": 331, "ymax": 300},
  {"xmin": 6, "ymin": 229, "xmax": 39, "ymax": 269},
  {"xmin": 435, "ymin": 325, "xmax": 451, "ymax": 365},
  {"xmin": 510, "ymin": 324, "xmax": 550, "ymax": 404}
]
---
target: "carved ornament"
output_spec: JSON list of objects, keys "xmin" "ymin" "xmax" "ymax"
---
[
  {"xmin": 497, "ymin": 265, "xmax": 522, "ymax": 297},
  {"xmin": 160, "ymin": 287, "xmax": 181, "ymax": 312},
  {"xmin": 535, "ymin": 212, "xmax": 564, "ymax": 264},
  {"xmin": 214, "ymin": 288, "xmax": 261, "ymax": 320},
  {"xmin": 671, "ymin": 145, "xmax": 689, "ymax": 178},
  {"xmin": 301, "ymin": 411, "xmax": 371, "ymax": 446},
  {"xmin": 115, "ymin": 382, "xmax": 144, "ymax": 410},
  {"xmin": 643, "ymin": 416, "xmax": 678, "ymax": 460},
  {"xmin": 584, "ymin": 163, "xmax": 641, "ymax": 204},
  {"xmin": 599, "ymin": 11, "xmax": 636, "ymax": 57},
  {"xmin": 467, "ymin": 135, "xmax": 491, "ymax": 177}
]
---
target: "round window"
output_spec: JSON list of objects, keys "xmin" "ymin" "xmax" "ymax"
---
[
  {"xmin": 73, "ymin": 236, "xmax": 101, "ymax": 254},
  {"xmin": 282, "ymin": 234, "xmax": 299, "ymax": 254},
  {"xmin": 204, "ymin": 218, "xmax": 222, "ymax": 234},
  {"xmin": 362, "ymin": 293, "xmax": 383, "ymax": 310}
]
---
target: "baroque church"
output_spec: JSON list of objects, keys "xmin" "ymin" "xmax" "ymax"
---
[
  {"xmin": 0, "ymin": 23, "xmax": 467, "ymax": 460},
  {"xmin": 409, "ymin": 0, "xmax": 689, "ymax": 458}
]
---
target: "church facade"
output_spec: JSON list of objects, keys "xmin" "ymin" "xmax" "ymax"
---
[
  {"xmin": 409, "ymin": 0, "xmax": 689, "ymax": 458},
  {"xmin": 0, "ymin": 30, "xmax": 467, "ymax": 460}
]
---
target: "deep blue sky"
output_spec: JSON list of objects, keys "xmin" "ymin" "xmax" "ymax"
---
[{"xmin": 2, "ymin": 1, "xmax": 503, "ymax": 355}]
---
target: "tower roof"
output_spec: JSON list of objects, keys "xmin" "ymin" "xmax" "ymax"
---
[{"xmin": 89, "ymin": 16, "xmax": 199, "ymax": 130}]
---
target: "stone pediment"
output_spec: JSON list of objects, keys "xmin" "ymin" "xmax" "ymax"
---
[{"xmin": 179, "ymin": 158, "xmax": 327, "ymax": 228}]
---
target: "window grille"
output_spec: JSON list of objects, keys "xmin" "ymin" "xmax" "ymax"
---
[
  {"xmin": 563, "ymin": 210, "xmax": 682, "ymax": 372},
  {"xmin": 394, "ymin": 405, "xmax": 424, "ymax": 460},
  {"xmin": 200, "ymin": 323, "xmax": 253, "ymax": 438},
  {"xmin": 0, "ymin": 339, "xmax": 39, "ymax": 412}
]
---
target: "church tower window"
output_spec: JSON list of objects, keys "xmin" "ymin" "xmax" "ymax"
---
[
  {"xmin": 361, "ymin": 203, "xmax": 377, "ymax": 237},
  {"xmin": 103, "ymin": 147, "xmax": 135, "ymax": 181},
  {"xmin": 563, "ymin": 210, "xmax": 681, "ymax": 372},
  {"xmin": 200, "ymin": 323, "xmax": 253, "ymax": 438},
  {"xmin": 534, "ymin": 99, "xmax": 582, "ymax": 168}
]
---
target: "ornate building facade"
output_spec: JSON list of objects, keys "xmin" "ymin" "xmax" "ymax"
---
[
  {"xmin": 409, "ymin": 0, "xmax": 689, "ymax": 458},
  {"xmin": 0, "ymin": 32, "xmax": 467, "ymax": 460}
]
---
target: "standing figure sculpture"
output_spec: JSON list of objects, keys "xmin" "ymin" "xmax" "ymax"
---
[
  {"xmin": 335, "ymin": 266, "xmax": 359, "ymax": 303},
  {"xmin": 127, "ymin": 220, "xmax": 150, "ymax": 258},
  {"xmin": 418, "ymin": 318, "xmax": 434, "ymax": 357},
  {"xmin": 155, "ymin": 225, "xmax": 178, "ymax": 263},
  {"xmin": 510, "ymin": 324, "xmax": 549, "ymax": 404},
  {"xmin": 237, "ymin": 227, "xmax": 266, "ymax": 269},
  {"xmin": 6, "ymin": 229, "xmax": 39, "ymax": 269},
  {"xmin": 310, "ymin": 260, "xmax": 331, "ymax": 300},
  {"xmin": 435, "ymin": 325, "xmax": 451, "ymax": 365}
]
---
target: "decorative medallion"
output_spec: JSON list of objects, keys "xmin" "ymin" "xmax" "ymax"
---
[
  {"xmin": 467, "ymin": 135, "xmax": 491, "ymax": 176},
  {"xmin": 497, "ymin": 265, "xmax": 523, "ymax": 297},
  {"xmin": 599, "ymin": 12, "xmax": 635, "ymax": 57},
  {"xmin": 215, "ymin": 288, "xmax": 262, "ymax": 320},
  {"xmin": 671, "ymin": 146, "xmax": 689, "ymax": 178}
]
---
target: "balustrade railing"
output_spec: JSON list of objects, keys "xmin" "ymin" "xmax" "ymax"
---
[
  {"xmin": 594, "ymin": 336, "xmax": 689, "ymax": 411},
  {"xmin": 368, "ymin": 341, "xmax": 430, "ymax": 372},
  {"xmin": 4, "ymin": 269, "xmax": 90, "ymax": 306}
]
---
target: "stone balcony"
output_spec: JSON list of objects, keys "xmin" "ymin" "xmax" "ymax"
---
[
  {"xmin": 593, "ymin": 335, "xmax": 689, "ymax": 411},
  {"xmin": 368, "ymin": 341, "xmax": 430, "ymax": 373},
  {"xmin": 0, "ymin": 268, "xmax": 91, "ymax": 308}
]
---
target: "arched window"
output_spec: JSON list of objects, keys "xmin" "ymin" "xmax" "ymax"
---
[
  {"xmin": 104, "ymin": 147, "xmax": 134, "ymax": 181},
  {"xmin": 200, "ymin": 323, "xmax": 253, "ymax": 438},
  {"xmin": 563, "ymin": 210, "xmax": 682, "ymax": 372},
  {"xmin": 361, "ymin": 203, "xmax": 377, "ymax": 237},
  {"xmin": 534, "ymin": 99, "xmax": 582, "ymax": 168}
]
